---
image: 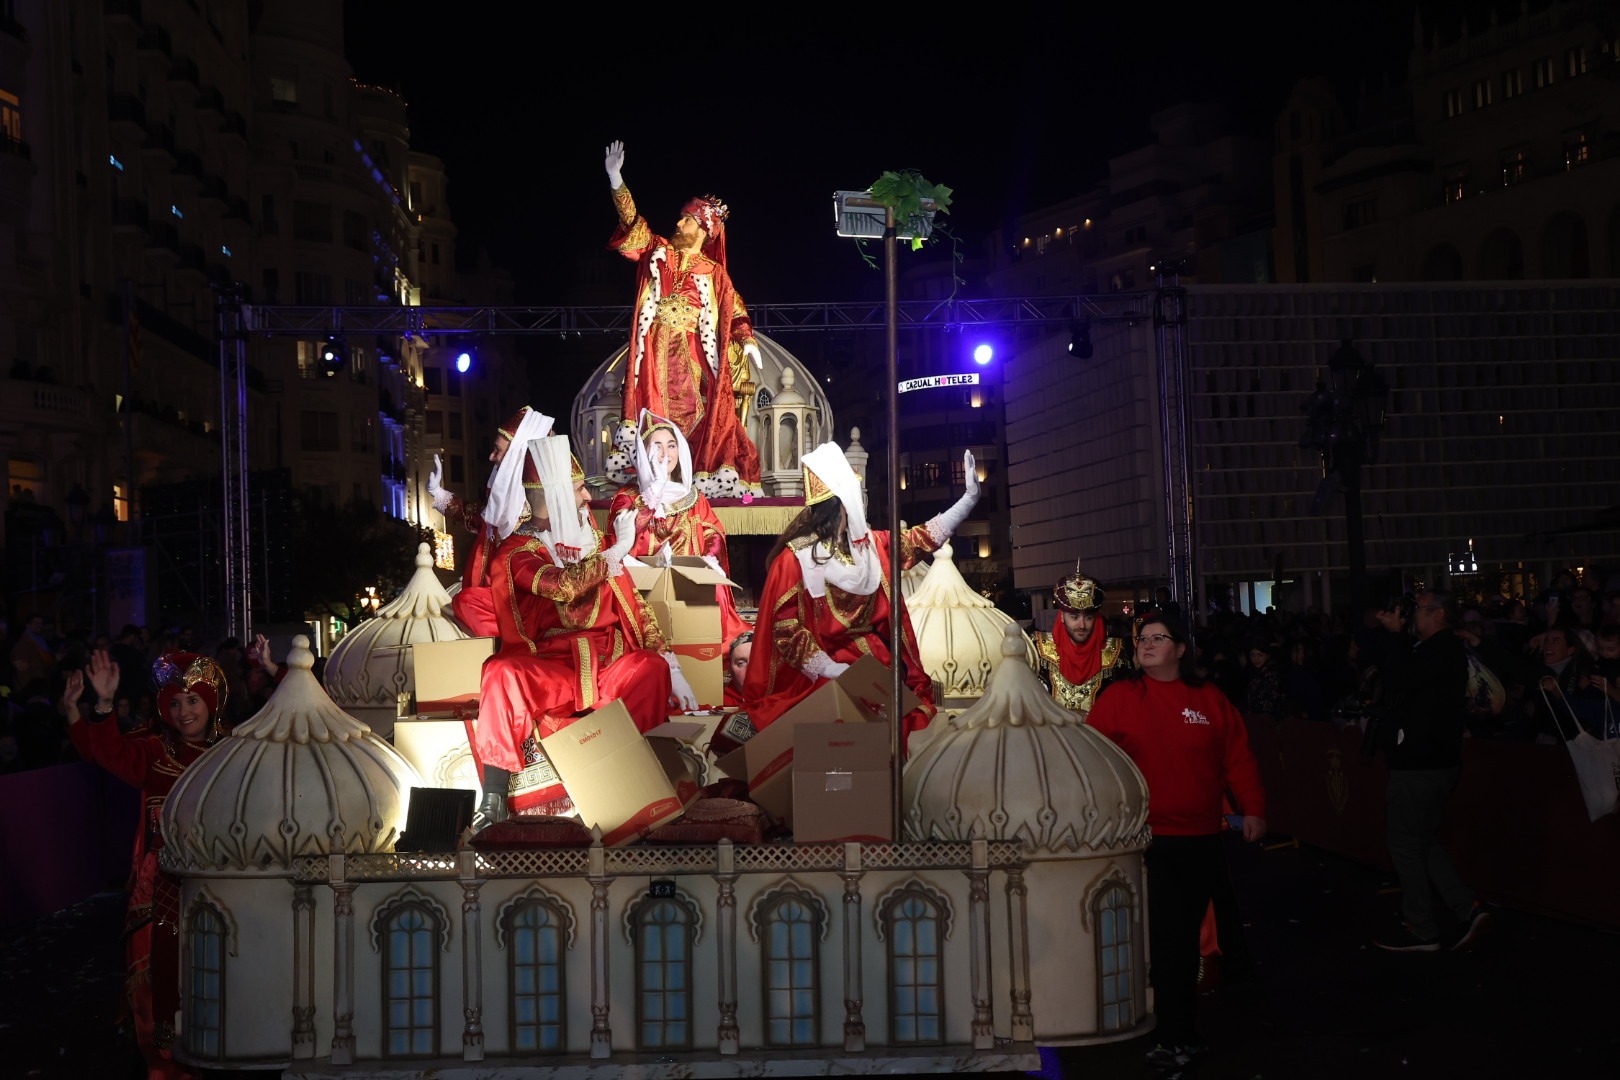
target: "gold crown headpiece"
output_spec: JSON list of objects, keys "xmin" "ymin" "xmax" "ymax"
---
[
  {"xmin": 1054, "ymin": 559, "xmax": 1104, "ymax": 612},
  {"xmin": 804, "ymin": 465, "xmax": 836, "ymax": 506}
]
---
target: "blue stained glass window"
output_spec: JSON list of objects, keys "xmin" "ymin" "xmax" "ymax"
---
[
  {"xmin": 1094, "ymin": 885, "xmax": 1135, "ymax": 1032},
  {"xmin": 382, "ymin": 905, "xmax": 438, "ymax": 1058},
  {"xmin": 886, "ymin": 893, "xmax": 943, "ymax": 1045},
  {"xmin": 186, "ymin": 905, "xmax": 225, "ymax": 1058},
  {"xmin": 508, "ymin": 901, "xmax": 565, "ymax": 1053}
]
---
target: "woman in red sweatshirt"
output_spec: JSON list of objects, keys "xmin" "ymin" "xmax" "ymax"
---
[{"xmin": 1087, "ymin": 614, "xmax": 1267, "ymax": 1073}]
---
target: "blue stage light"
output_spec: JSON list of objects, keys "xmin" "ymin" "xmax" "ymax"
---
[
  {"xmin": 456, "ymin": 352, "xmax": 472, "ymax": 373},
  {"xmin": 973, "ymin": 343, "xmax": 994, "ymax": 365}
]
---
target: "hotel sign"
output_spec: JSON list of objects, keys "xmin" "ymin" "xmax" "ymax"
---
[{"xmin": 898, "ymin": 372, "xmax": 980, "ymax": 394}]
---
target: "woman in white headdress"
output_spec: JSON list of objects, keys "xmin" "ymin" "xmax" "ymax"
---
[
  {"xmin": 736, "ymin": 441, "xmax": 979, "ymax": 757},
  {"xmin": 605, "ymin": 409, "xmax": 750, "ymax": 644}
]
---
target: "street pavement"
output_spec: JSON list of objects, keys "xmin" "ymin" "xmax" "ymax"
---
[{"xmin": 2, "ymin": 834, "xmax": 1616, "ymax": 1079}]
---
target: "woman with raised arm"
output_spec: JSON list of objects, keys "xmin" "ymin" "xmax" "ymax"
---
[
  {"xmin": 65, "ymin": 648, "xmax": 231, "ymax": 1080},
  {"xmin": 737, "ymin": 442, "xmax": 979, "ymax": 757}
]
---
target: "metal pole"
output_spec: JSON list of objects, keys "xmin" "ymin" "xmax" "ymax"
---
[
  {"xmin": 885, "ymin": 207, "xmax": 903, "ymax": 844},
  {"xmin": 216, "ymin": 285, "xmax": 252, "ymax": 644}
]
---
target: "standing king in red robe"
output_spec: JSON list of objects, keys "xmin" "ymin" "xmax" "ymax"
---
[{"xmin": 604, "ymin": 139, "xmax": 763, "ymax": 500}]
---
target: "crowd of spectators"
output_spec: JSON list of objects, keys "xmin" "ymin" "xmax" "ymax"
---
[
  {"xmin": 5, "ymin": 566, "xmax": 1616, "ymax": 776},
  {"xmin": 1, "ymin": 614, "xmax": 291, "ymax": 775}
]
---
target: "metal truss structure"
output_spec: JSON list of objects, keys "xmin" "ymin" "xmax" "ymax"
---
[{"xmin": 240, "ymin": 292, "xmax": 1158, "ymax": 338}]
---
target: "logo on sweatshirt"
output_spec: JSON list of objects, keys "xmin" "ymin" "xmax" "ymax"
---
[{"xmin": 1181, "ymin": 708, "xmax": 1210, "ymax": 725}]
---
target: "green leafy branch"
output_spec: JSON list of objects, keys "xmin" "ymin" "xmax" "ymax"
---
[{"xmin": 852, "ymin": 169, "xmax": 963, "ymax": 290}]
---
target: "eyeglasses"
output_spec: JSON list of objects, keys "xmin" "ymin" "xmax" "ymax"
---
[{"xmin": 1134, "ymin": 633, "xmax": 1174, "ymax": 646}]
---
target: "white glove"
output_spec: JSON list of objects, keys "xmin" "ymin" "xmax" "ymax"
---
[
  {"xmin": 427, "ymin": 454, "xmax": 454, "ymax": 512},
  {"xmin": 665, "ymin": 651, "xmax": 698, "ymax": 710},
  {"xmin": 605, "ymin": 139, "xmax": 625, "ymax": 189},
  {"xmin": 743, "ymin": 342, "xmax": 763, "ymax": 370},
  {"xmin": 802, "ymin": 650, "xmax": 850, "ymax": 681},
  {"xmin": 926, "ymin": 449, "xmax": 981, "ymax": 542},
  {"xmin": 604, "ymin": 507, "xmax": 639, "ymax": 574}
]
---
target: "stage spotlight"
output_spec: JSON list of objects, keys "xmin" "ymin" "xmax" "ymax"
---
[
  {"xmin": 972, "ymin": 343, "xmax": 994, "ymax": 365},
  {"xmin": 456, "ymin": 351, "xmax": 472, "ymax": 373},
  {"xmin": 321, "ymin": 333, "xmax": 347, "ymax": 376},
  {"xmin": 1068, "ymin": 320, "xmax": 1093, "ymax": 360}
]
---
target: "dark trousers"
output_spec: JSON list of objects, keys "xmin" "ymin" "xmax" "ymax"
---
[
  {"xmin": 1386, "ymin": 766, "xmax": 1475, "ymax": 940},
  {"xmin": 1145, "ymin": 833, "xmax": 1223, "ymax": 1047}
]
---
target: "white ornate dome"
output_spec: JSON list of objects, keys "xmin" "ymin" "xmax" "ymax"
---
[
  {"xmin": 161, "ymin": 635, "xmax": 422, "ymax": 872},
  {"xmin": 902, "ymin": 624, "xmax": 1149, "ymax": 852},
  {"xmin": 323, "ymin": 542, "xmax": 470, "ymax": 736},
  {"xmin": 908, "ymin": 542, "xmax": 1036, "ymax": 703},
  {"xmin": 570, "ymin": 331, "xmax": 836, "ymax": 497}
]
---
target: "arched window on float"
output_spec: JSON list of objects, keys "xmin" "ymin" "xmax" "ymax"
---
[
  {"xmin": 631, "ymin": 894, "xmax": 698, "ymax": 1050},
  {"xmin": 186, "ymin": 901, "xmax": 228, "ymax": 1060},
  {"xmin": 880, "ymin": 887, "xmax": 946, "ymax": 1045}
]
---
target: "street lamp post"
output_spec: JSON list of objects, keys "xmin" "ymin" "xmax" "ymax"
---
[{"xmin": 1299, "ymin": 340, "xmax": 1388, "ymax": 614}]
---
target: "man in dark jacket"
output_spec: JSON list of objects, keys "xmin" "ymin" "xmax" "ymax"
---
[{"xmin": 1375, "ymin": 589, "xmax": 1492, "ymax": 953}]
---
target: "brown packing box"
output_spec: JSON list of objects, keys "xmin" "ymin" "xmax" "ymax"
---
[
  {"xmin": 410, "ymin": 637, "xmax": 497, "ymax": 715},
  {"xmin": 539, "ymin": 700, "xmax": 699, "ymax": 847},
  {"xmin": 792, "ymin": 722, "xmax": 893, "ymax": 843},
  {"xmin": 629, "ymin": 557, "xmax": 737, "ymax": 709},
  {"xmin": 714, "ymin": 654, "xmax": 916, "ymax": 829}
]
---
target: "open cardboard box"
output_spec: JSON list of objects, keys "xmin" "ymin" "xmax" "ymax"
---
[
  {"xmin": 714, "ymin": 654, "xmax": 916, "ymax": 830},
  {"xmin": 410, "ymin": 637, "xmax": 497, "ymax": 715},
  {"xmin": 540, "ymin": 700, "xmax": 699, "ymax": 847},
  {"xmin": 628, "ymin": 556, "xmax": 736, "ymax": 708},
  {"xmin": 792, "ymin": 722, "xmax": 892, "ymax": 843}
]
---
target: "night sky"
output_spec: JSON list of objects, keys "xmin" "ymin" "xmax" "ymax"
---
[{"xmin": 338, "ymin": 3, "xmax": 1484, "ymax": 307}]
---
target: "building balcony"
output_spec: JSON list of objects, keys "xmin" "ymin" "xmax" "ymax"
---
[
  {"xmin": 176, "ymin": 243, "xmax": 207, "ymax": 274},
  {"xmin": 196, "ymin": 84, "xmax": 226, "ymax": 115},
  {"xmin": 107, "ymin": 92, "xmax": 145, "ymax": 130},
  {"xmin": 111, "ymin": 196, "xmax": 149, "ymax": 232},
  {"xmin": 199, "ymin": 174, "xmax": 228, "ymax": 203},
  {"xmin": 0, "ymin": 378, "xmax": 99, "ymax": 435},
  {"xmin": 166, "ymin": 57, "xmax": 200, "ymax": 89},
  {"xmin": 172, "ymin": 148, "xmax": 205, "ymax": 184},
  {"xmin": 135, "ymin": 24, "xmax": 170, "ymax": 56},
  {"xmin": 141, "ymin": 123, "xmax": 176, "ymax": 160},
  {"xmin": 144, "ymin": 220, "xmax": 179, "ymax": 260},
  {"xmin": 221, "ymin": 110, "xmax": 248, "ymax": 140},
  {"xmin": 102, "ymin": 0, "xmax": 143, "ymax": 25}
]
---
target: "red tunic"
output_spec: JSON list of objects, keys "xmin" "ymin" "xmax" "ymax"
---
[
  {"xmin": 69, "ymin": 717, "xmax": 212, "ymax": 1080},
  {"xmin": 475, "ymin": 527, "xmax": 672, "ymax": 776},
  {"xmin": 442, "ymin": 491, "xmax": 502, "ymax": 637},
  {"xmin": 609, "ymin": 186, "xmax": 761, "ymax": 494},
  {"xmin": 741, "ymin": 526, "xmax": 939, "ymax": 755},
  {"xmin": 605, "ymin": 484, "xmax": 750, "ymax": 645}
]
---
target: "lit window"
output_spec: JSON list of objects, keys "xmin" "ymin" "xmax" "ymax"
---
[
  {"xmin": 270, "ymin": 76, "xmax": 297, "ymax": 103},
  {"xmin": 383, "ymin": 904, "xmax": 438, "ymax": 1058},
  {"xmin": 1502, "ymin": 68, "xmax": 1523, "ymax": 99},
  {"xmin": 1532, "ymin": 56, "xmax": 1554, "ymax": 88},
  {"xmin": 1564, "ymin": 135, "xmax": 1590, "ymax": 169},
  {"xmin": 508, "ymin": 901, "xmax": 566, "ymax": 1054},
  {"xmin": 1500, "ymin": 149, "xmax": 1528, "ymax": 186},
  {"xmin": 1472, "ymin": 79, "xmax": 1492, "ymax": 109},
  {"xmin": 1565, "ymin": 47, "xmax": 1587, "ymax": 78},
  {"xmin": 884, "ymin": 890, "xmax": 943, "ymax": 1045},
  {"xmin": 763, "ymin": 895, "xmax": 820, "ymax": 1046},
  {"xmin": 186, "ymin": 904, "xmax": 226, "ymax": 1059},
  {"xmin": 635, "ymin": 897, "xmax": 694, "ymax": 1050},
  {"xmin": 1444, "ymin": 88, "xmax": 1463, "ymax": 117},
  {"xmin": 1095, "ymin": 885, "xmax": 1135, "ymax": 1033}
]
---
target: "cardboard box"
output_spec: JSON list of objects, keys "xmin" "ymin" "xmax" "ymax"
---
[
  {"xmin": 410, "ymin": 637, "xmax": 497, "ymax": 715},
  {"xmin": 629, "ymin": 557, "xmax": 736, "ymax": 708},
  {"xmin": 714, "ymin": 655, "xmax": 916, "ymax": 829},
  {"xmin": 791, "ymin": 723, "xmax": 892, "ymax": 843},
  {"xmin": 539, "ymin": 700, "xmax": 698, "ymax": 846}
]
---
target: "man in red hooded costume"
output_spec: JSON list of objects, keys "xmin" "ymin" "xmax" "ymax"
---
[
  {"xmin": 1032, "ymin": 561, "xmax": 1131, "ymax": 717},
  {"xmin": 603, "ymin": 139, "xmax": 763, "ymax": 500}
]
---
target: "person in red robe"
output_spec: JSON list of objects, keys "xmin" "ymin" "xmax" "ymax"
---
[
  {"xmin": 65, "ymin": 648, "xmax": 231, "ymax": 1080},
  {"xmin": 604, "ymin": 139, "xmax": 763, "ymax": 499},
  {"xmin": 738, "ymin": 442, "xmax": 981, "ymax": 757},
  {"xmin": 471, "ymin": 434, "xmax": 696, "ymax": 826},
  {"xmin": 428, "ymin": 406, "xmax": 553, "ymax": 637},
  {"xmin": 1031, "ymin": 562, "xmax": 1130, "ymax": 717},
  {"xmin": 605, "ymin": 409, "xmax": 750, "ymax": 645}
]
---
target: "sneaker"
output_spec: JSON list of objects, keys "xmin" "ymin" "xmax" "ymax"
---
[
  {"xmin": 1452, "ymin": 903, "xmax": 1494, "ymax": 951},
  {"xmin": 1374, "ymin": 924, "xmax": 1441, "ymax": 953}
]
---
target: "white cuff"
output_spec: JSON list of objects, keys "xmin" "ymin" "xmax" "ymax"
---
[
  {"xmin": 802, "ymin": 650, "xmax": 849, "ymax": 681},
  {"xmin": 925, "ymin": 490, "xmax": 976, "ymax": 544},
  {"xmin": 430, "ymin": 488, "xmax": 454, "ymax": 513}
]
